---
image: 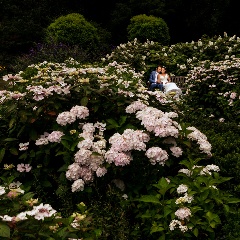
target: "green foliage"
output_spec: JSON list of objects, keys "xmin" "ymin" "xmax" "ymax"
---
[
  {"xmin": 1, "ymin": 32, "xmax": 240, "ymax": 239},
  {"xmin": 103, "ymin": 33, "xmax": 240, "ymax": 78},
  {"xmin": 134, "ymin": 163, "xmax": 239, "ymax": 239},
  {"xmin": 0, "ymin": 176, "xmax": 99, "ymax": 239},
  {"xmin": 182, "ymin": 59, "xmax": 240, "ymax": 122},
  {"xmin": 127, "ymin": 14, "xmax": 170, "ymax": 45},
  {"xmin": 45, "ymin": 13, "xmax": 100, "ymax": 52},
  {"xmin": 9, "ymin": 43, "xmax": 94, "ymax": 74}
]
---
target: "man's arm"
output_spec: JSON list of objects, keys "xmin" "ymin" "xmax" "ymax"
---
[{"xmin": 149, "ymin": 71, "xmax": 156, "ymax": 83}]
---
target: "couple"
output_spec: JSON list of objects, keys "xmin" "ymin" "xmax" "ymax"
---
[{"xmin": 149, "ymin": 65, "xmax": 182, "ymax": 95}]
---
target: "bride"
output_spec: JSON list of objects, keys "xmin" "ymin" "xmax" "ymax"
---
[{"xmin": 157, "ymin": 67, "xmax": 182, "ymax": 95}]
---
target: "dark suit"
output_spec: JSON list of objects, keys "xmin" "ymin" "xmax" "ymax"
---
[
  {"xmin": 149, "ymin": 70, "xmax": 158, "ymax": 84},
  {"xmin": 148, "ymin": 70, "xmax": 163, "ymax": 91}
]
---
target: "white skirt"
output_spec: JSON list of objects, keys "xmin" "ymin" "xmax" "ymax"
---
[{"xmin": 163, "ymin": 83, "xmax": 182, "ymax": 95}]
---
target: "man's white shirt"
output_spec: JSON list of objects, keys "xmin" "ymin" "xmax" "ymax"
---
[{"xmin": 155, "ymin": 72, "xmax": 158, "ymax": 82}]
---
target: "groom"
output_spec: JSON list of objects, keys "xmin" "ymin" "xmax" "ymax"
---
[{"xmin": 148, "ymin": 65, "xmax": 163, "ymax": 91}]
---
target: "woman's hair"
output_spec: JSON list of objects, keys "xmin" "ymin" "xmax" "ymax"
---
[
  {"xmin": 161, "ymin": 66, "xmax": 167, "ymax": 72},
  {"xmin": 161, "ymin": 66, "xmax": 171, "ymax": 77}
]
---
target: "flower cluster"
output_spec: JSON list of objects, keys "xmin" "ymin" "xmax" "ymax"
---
[
  {"xmin": 0, "ymin": 203, "xmax": 57, "ymax": 222},
  {"xmin": 17, "ymin": 163, "xmax": 32, "ymax": 172},
  {"xmin": 175, "ymin": 207, "xmax": 191, "ymax": 220},
  {"xmin": 169, "ymin": 183, "xmax": 193, "ymax": 233},
  {"xmin": 186, "ymin": 126, "xmax": 212, "ymax": 156},
  {"xmin": 169, "ymin": 219, "xmax": 188, "ymax": 232},
  {"xmin": 19, "ymin": 142, "xmax": 29, "ymax": 151},
  {"xmin": 105, "ymin": 129, "xmax": 150, "ymax": 166},
  {"xmin": 135, "ymin": 106, "xmax": 179, "ymax": 138},
  {"xmin": 36, "ymin": 131, "xmax": 64, "ymax": 145},
  {"xmin": 66, "ymin": 121, "xmax": 107, "ymax": 192},
  {"xmin": 178, "ymin": 164, "xmax": 220, "ymax": 177},
  {"xmin": 56, "ymin": 105, "xmax": 89, "ymax": 126}
]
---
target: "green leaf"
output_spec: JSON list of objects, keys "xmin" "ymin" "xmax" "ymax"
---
[
  {"xmin": 21, "ymin": 192, "xmax": 35, "ymax": 201},
  {"xmin": 9, "ymin": 147, "xmax": 18, "ymax": 155},
  {"xmin": 152, "ymin": 177, "xmax": 170, "ymax": 195},
  {"xmin": 179, "ymin": 159, "xmax": 192, "ymax": 169},
  {"xmin": 58, "ymin": 165, "xmax": 68, "ymax": 172},
  {"xmin": 61, "ymin": 135, "xmax": 73, "ymax": 141},
  {"xmin": 158, "ymin": 234, "xmax": 165, "ymax": 240},
  {"xmin": 200, "ymin": 189, "xmax": 209, "ymax": 201},
  {"xmin": 36, "ymin": 106, "xmax": 44, "ymax": 115},
  {"xmin": 56, "ymin": 151, "xmax": 67, "ymax": 156},
  {"xmin": 61, "ymin": 140, "xmax": 70, "ymax": 150},
  {"xmin": 42, "ymin": 180, "xmax": 52, "ymax": 188},
  {"xmin": 106, "ymin": 118, "xmax": 119, "ymax": 128},
  {"xmin": 81, "ymin": 96, "xmax": 89, "ymax": 106},
  {"xmin": 17, "ymin": 126, "xmax": 26, "ymax": 137},
  {"xmin": 193, "ymin": 228, "xmax": 198, "ymax": 237},
  {"xmin": 19, "ymin": 152, "xmax": 28, "ymax": 159},
  {"xmin": 93, "ymin": 104, "xmax": 99, "ymax": 112},
  {"xmin": 3, "ymin": 138, "xmax": 18, "ymax": 142},
  {"xmin": 209, "ymin": 221, "xmax": 216, "ymax": 228},
  {"xmin": 150, "ymin": 226, "xmax": 164, "ymax": 234},
  {"xmin": 9, "ymin": 118, "xmax": 16, "ymax": 128},
  {"xmin": 163, "ymin": 207, "xmax": 172, "ymax": 217},
  {"xmin": 137, "ymin": 195, "xmax": 161, "ymax": 204},
  {"xmin": 223, "ymin": 204, "xmax": 229, "ymax": 212},
  {"xmin": 214, "ymin": 197, "xmax": 223, "ymax": 205},
  {"xmin": 141, "ymin": 212, "xmax": 152, "ymax": 218},
  {"xmin": 0, "ymin": 148, "xmax": 5, "ymax": 163},
  {"xmin": 119, "ymin": 115, "xmax": 127, "ymax": 126},
  {"xmin": 70, "ymin": 141, "xmax": 78, "ymax": 151},
  {"xmin": 228, "ymin": 198, "xmax": 240, "ymax": 204},
  {"xmin": 183, "ymin": 140, "xmax": 191, "ymax": 147},
  {"xmin": 94, "ymin": 229, "xmax": 102, "ymax": 237},
  {"xmin": 159, "ymin": 177, "xmax": 169, "ymax": 189},
  {"xmin": 29, "ymin": 128, "xmax": 38, "ymax": 140},
  {"xmin": 0, "ymin": 223, "xmax": 10, "ymax": 238}
]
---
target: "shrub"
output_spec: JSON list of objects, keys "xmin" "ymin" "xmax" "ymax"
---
[
  {"xmin": 103, "ymin": 33, "xmax": 240, "ymax": 78},
  {"xmin": 0, "ymin": 59, "xmax": 238, "ymax": 239},
  {"xmin": 127, "ymin": 14, "xmax": 170, "ymax": 45},
  {"xmin": 183, "ymin": 59, "xmax": 240, "ymax": 122},
  {"xmin": 0, "ymin": 176, "xmax": 99, "ymax": 239},
  {"xmin": 45, "ymin": 13, "xmax": 100, "ymax": 52},
  {"xmin": 8, "ymin": 43, "xmax": 93, "ymax": 74}
]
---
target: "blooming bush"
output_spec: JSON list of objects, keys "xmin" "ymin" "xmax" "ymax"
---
[
  {"xmin": 0, "ymin": 176, "xmax": 99, "ymax": 239},
  {"xmin": 0, "ymin": 35, "xmax": 239, "ymax": 238},
  {"xmin": 135, "ymin": 161, "xmax": 239, "ymax": 239},
  {"xmin": 183, "ymin": 58, "xmax": 240, "ymax": 122},
  {"xmin": 103, "ymin": 33, "xmax": 240, "ymax": 78}
]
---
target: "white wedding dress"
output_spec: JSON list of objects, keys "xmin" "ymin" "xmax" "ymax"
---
[{"xmin": 159, "ymin": 74, "xmax": 182, "ymax": 95}]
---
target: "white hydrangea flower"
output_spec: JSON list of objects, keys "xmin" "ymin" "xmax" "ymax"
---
[{"xmin": 177, "ymin": 184, "xmax": 188, "ymax": 194}]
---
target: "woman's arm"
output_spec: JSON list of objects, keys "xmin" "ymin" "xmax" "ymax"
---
[
  {"xmin": 156, "ymin": 74, "xmax": 162, "ymax": 84},
  {"xmin": 167, "ymin": 74, "xmax": 171, "ymax": 82}
]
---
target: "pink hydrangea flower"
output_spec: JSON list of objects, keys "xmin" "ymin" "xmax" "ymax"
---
[{"xmin": 17, "ymin": 163, "xmax": 32, "ymax": 172}]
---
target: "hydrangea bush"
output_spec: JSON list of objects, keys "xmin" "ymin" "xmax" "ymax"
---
[
  {"xmin": 103, "ymin": 33, "xmax": 240, "ymax": 78},
  {"xmin": 183, "ymin": 58, "xmax": 240, "ymax": 122},
  {"xmin": 0, "ymin": 33, "xmax": 240, "ymax": 238},
  {"xmin": 0, "ymin": 176, "xmax": 99, "ymax": 239}
]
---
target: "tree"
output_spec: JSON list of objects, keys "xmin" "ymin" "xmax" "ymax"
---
[{"xmin": 127, "ymin": 14, "xmax": 170, "ymax": 44}]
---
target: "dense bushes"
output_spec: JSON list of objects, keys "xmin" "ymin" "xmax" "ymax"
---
[
  {"xmin": 1, "ymin": 33, "xmax": 240, "ymax": 239},
  {"xmin": 1, "ymin": 58, "xmax": 238, "ymax": 239},
  {"xmin": 183, "ymin": 59, "xmax": 240, "ymax": 122},
  {"xmin": 45, "ymin": 13, "xmax": 99, "ymax": 48},
  {"xmin": 127, "ymin": 14, "xmax": 170, "ymax": 45},
  {"xmin": 8, "ymin": 43, "xmax": 97, "ymax": 74},
  {"xmin": 104, "ymin": 33, "xmax": 240, "ymax": 77}
]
